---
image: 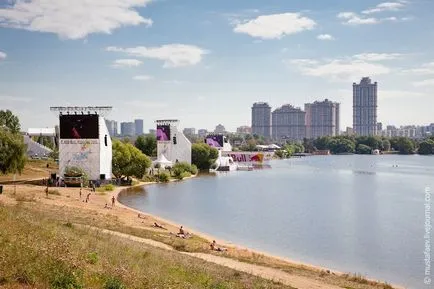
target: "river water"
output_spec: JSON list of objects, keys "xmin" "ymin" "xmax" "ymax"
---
[{"xmin": 119, "ymin": 155, "xmax": 434, "ymax": 288}]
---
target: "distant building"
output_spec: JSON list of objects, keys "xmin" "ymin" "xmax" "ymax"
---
[
  {"xmin": 353, "ymin": 77, "xmax": 378, "ymax": 136},
  {"xmin": 120, "ymin": 122, "xmax": 135, "ymax": 136},
  {"xmin": 198, "ymin": 129, "xmax": 208, "ymax": 138},
  {"xmin": 214, "ymin": 124, "xmax": 226, "ymax": 134},
  {"xmin": 251, "ymin": 102, "xmax": 271, "ymax": 138},
  {"xmin": 236, "ymin": 126, "xmax": 252, "ymax": 135},
  {"xmin": 134, "ymin": 119, "xmax": 144, "ymax": 136},
  {"xmin": 304, "ymin": 99, "xmax": 340, "ymax": 139},
  {"xmin": 183, "ymin": 128, "xmax": 196, "ymax": 136},
  {"xmin": 377, "ymin": 122, "xmax": 383, "ymax": 133},
  {"xmin": 345, "ymin": 127, "xmax": 354, "ymax": 136},
  {"xmin": 149, "ymin": 129, "xmax": 156, "ymax": 136},
  {"xmin": 272, "ymin": 104, "xmax": 306, "ymax": 141},
  {"xmin": 105, "ymin": 119, "xmax": 118, "ymax": 137}
]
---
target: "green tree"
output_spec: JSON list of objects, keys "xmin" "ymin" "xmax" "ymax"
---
[
  {"xmin": 418, "ymin": 140, "xmax": 434, "ymax": 155},
  {"xmin": 0, "ymin": 110, "xmax": 21, "ymax": 134},
  {"xmin": 391, "ymin": 137, "xmax": 415, "ymax": 155},
  {"xmin": 313, "ymin": 136, "xmax": 332, "ymax": 150},
  {"xmin": 134, "ymin": 134, "xmax": 157, "ymax": 157},
  {"xmin": 356, "ymin": 144, "xmax": 372, "ymax": 155},
  {"xmin": 112, "ymin": 140, "xmax": 151, "ymax": 179},
  {"xmin": 329, "ymin": 138, "xmax": 355, "ymax": 154},
  {"xmin": 381, "ymin": 139, "xmax": 391, "ymax": 151},
  {"xmin": 191, "ymin": 143, "xmax": 219, "ymax": 170},
  {"xmin": 0, "ymin": 128, "xmax": 27, "ymax": 175}
]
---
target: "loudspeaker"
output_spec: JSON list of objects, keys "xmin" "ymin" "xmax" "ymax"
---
[
  {"xmin": 100, "ymin": 174, "xmax": 106, "ymax": 180},
  {"xmin": 173, "ymin": 136, "xmax": 177, "ymax": 145},
  {"xmin": 104, "ymin": 135, "xmax": 108, "ymax": 146}
]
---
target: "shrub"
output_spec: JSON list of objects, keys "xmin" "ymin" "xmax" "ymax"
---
[
  {"xmin": 158, "ymin": 172, "xmax": 170, "ymax": 183},
  {"xmin": 142, "ymin": 175, "xmax": 157, "ymax": 182},
  {"xmin": 104, "ymin": 277, "xmax": 126, "ymax": 289},
  {"xmin": 175, "ymin": 171, "xmax": 191, "ymax": 180},
  {"xmin": 172, "ymin": 162, "xmax": 197, "ymax": 179},
  {"xmin": 86, "ymin": 252, "xmax": 99, "ymax": 265},
  {"xmin": 49, "ymin": 267, "xmax": 82, "ymax": 289}
]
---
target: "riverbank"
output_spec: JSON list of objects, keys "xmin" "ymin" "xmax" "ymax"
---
[{"xmin": 0, "ymin": 183, "xmax": 398, "ymax": 289}]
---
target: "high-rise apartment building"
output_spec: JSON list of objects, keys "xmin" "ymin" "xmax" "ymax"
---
[
  {"xmin": 198, "ymin": 129, "xmax": 208, "ymax": 138},
  {"xmin": 120, "ymin": 122, "xmax": 135, "ymax": 136},
  {"xmin": 305, "ymin": 99, "xmax": 340, "ymax": 139},
  {"xmin": 251, "ymin": 102, "xmax": 271, "ymax": 138},
  {"xmin": 353, "ymin": 77, "xmax": 378, "ymax": 136},
  {"xmin": 105, "ymin": 119, "xmax": 118, "ymax": 137},
  {"xmin": 134, "ymin": 119, "xmax": 144, "ymax": 136},
  {"xmin": 272, "ymin": 104, "xmax": 306, "ymax": 141}
]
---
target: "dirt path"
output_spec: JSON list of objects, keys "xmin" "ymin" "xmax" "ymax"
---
[{"xmin": 84, "ymin": 225, "xmax": 341, "ymax": 289}]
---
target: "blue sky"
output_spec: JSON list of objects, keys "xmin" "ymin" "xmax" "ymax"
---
[{"xmin": 1, "ymin": 0, "xmax": 433, "ymax": 132}]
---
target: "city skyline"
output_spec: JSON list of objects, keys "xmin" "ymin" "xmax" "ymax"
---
[{"xmin": 1, "ymin": 0, "xmax": 434, "ymax": 131}]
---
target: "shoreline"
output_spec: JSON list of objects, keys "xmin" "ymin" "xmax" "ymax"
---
[{"xmin": 114, "ymin": 179, "xmax": 403, "ymax": 289}]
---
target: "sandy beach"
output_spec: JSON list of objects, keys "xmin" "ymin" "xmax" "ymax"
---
[{"xmin": 0, "ymin": 182, "xmax": 401, "ymax": 289}]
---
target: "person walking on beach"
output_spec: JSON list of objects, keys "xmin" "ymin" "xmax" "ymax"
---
[{"xmin": 111, "ymin": 196, "xmax": 115, "ymax": 207}]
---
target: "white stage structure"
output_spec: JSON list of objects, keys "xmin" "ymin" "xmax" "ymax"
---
[
  {"xmin": 50, "ymin": 106, "xmax": 113, "ymax": 181},
  {"xmin": 156, "ymin": 119, "xmax": 191, "ymax": 165}
]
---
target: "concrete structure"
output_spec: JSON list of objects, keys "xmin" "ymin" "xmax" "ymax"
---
[
  {"xmin": 134, "ymin": 119, "xmax": 144, "ymax": 136},
  {"xmin": 353, "ymin": 77, "xmax": 378, "ymax": 136},
  {"xmin": 198, "ymin": 129, "xmax": 208, "ymax": 138},
  {"xmin": 272, "ymin": 104, "xmax": 306, "ymax": 141},
  {"xmin": 214, "ymin": 124, "xmax": 226, "ymax": 134},
  {"xmin": 305, "ymin": 99, "xmax": 340, "ymax": 139},
  {"xmin": 156, "ymin": 119, "xmax": 191, "ymax": 164},
  {"xmin": 105, "ymin": 119, "xmax": 118, "ymax": 137},
  {"xmin": 120, "ymin": 122, "xmax": 135, "ymax": 136},
  {"xmin": 236, "ymin": 126, "xmax": 252, "ymax": 135},
  {"xmin": 183, "ymin": 128, "xmax": 196, "ymax": 136},
  {"xmin": 252, "ymin": 102, "xmax": 271, "ymax": 138},
  {"xmin": 59, "ymin": 116, "xmax": 112, "ymax": 181}
]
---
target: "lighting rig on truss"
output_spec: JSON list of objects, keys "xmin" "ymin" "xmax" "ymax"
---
[{"xmin": 49, "ymin": 106, "xmax": 112, "ymax": 117}]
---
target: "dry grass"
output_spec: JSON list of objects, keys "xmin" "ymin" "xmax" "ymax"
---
[
  {"xmin": 0, "ymin": 159, "xmax": 58, "ymax": 183},
  {"xmin": 0, "ymin": 204, "xmax": 293, "ymax": 289}
]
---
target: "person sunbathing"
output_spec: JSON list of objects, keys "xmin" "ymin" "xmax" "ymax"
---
[
  {"xmin": 153, "ymin": 222, "xmax": 166, "ymax": 230},
  {"xmin": 210, "ymin": 240, "xmax": 227, "ymax": 252}
]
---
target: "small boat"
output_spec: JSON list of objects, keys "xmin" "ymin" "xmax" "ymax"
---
[{"xmin": 237, "ymin": 164, "xmax": 254, "ymax": 171}]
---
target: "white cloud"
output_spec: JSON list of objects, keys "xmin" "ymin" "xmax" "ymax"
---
[
  {"xmin": 111, "ymin": 59, "xmax": 143, "ymax": 68},
  {"xmin": 133, "ymin": 75, "xmax": 152, "ymax": 81},
  {"xmin": 106, "ymin": 44, "xmax": 208, "ymax": 68},
  {"xmin": 288, "ymin": 57, "xmax": 390, "ymax": 82},
  {"xmin": 353, "ymin": 53, "xmax": 403, "ymax": 61},
  {"xmin": 317, "ymin": 34, "xmax": 334, "ymax": 40},
  {"xmin": 338, "ymin": 12, "xmax": 379, "ymax": 25},
  {"xmin": 0, "ymin": 51, "xmax": 6, "ymax": 60},
  {"xmin": 0, "ymin": 0, "xmax": 153, "ymax": 39},
  {"xmin": 402, "ymin": 62, "xmax": 434, "ymax": 75},
  {"xmin": 233, "ymin": 13, "xmax": 316, "ymax": 39},
  {"xmin": 362, "ymin": 2, "xmax": 406, "ymax": 14},
  {"xmin": 413, "ymin": 79, "xmax": 434, "ymax": 87}
]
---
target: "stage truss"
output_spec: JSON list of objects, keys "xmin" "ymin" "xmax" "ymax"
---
[{"xmin": 50, "ymin": 106, "xmax": 112, "ymax": 117}]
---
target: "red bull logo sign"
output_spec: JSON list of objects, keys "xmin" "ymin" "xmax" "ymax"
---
[{"xmin": 222, "ymin": 152, "xmax": 274, "ymax": 163}]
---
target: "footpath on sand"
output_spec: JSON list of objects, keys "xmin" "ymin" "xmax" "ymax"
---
[{"xmin": 82, "ymin": 225, "xmax": 341, "ymax": 289}]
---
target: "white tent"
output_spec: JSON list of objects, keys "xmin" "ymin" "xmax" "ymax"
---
[{"xmin": 153, "ymin": 154, "xmax": 173, "ymax": 167}]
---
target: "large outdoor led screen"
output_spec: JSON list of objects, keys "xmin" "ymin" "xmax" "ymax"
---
[
  {"xmin": 60, "ymin": 115, "xmax": 99, "ymax": 139},
  {"xmin": 157, "ymin": 125, "xmax": 171, "ymax": 141},
  {"xmin": 206, "ymin": 135, "xmax": 224, "ymax": 148}
]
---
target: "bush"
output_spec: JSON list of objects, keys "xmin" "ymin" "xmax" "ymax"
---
[
  {"xmin": 158, "ymin": 172, "xmax": 170, "ymax": 183},
  {"xmin": 86, "ymin": 252, "xmax": 99, "ymax": 265},
  {"xmin": 50, "ymin": 267, "xmax": 82, "ymax": 289},
  {"xmin": 172, "ymin": 162, "xmax": 198, "ymax": 179},
  {"xmin": 104, "ymin": 277, "xmax": 126, "ymax": 289},
  {"xmin": 142, "ymin": 175, "xmax": 157, "ymax": 182}
]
